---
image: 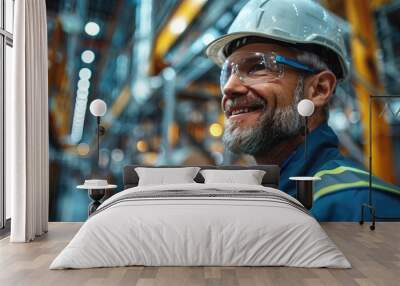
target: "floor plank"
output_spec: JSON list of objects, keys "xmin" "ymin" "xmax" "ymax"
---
[{"xmin": 0, "ymin": 222, "xmax": 399, "ymax": 286}]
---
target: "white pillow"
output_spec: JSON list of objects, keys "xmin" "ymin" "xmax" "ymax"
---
[
  {"xmin": 135, "ymin": 167, "xmax": 200, "ymax": 186},
  {"xmin": 200, "ymin": 169, "xmax": 266, "ymax": 185}
]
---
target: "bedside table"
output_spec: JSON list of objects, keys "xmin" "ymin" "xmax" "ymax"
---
[
  {"xmin": 289, "ymin": 176, "xmax": 321, "ymax": 210},
  {"xmin": 77, "ymin": 183, "xmax": 117, "ymax": 216}
]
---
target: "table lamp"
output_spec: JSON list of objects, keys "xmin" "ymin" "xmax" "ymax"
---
[
  {"xmin": 89, "ymin": 99, "xmax": 107, "ymax": 167},
  {"xmin": 297, "ymin": 99, "xmax": 315, "ymax": 161},
  {"xmin": 78, "ymin": 99, "xmax": 115, "ymax": 214},
  {"xmin": 289, "ymin": 99, "xmax": 319, "ymax": 210}
]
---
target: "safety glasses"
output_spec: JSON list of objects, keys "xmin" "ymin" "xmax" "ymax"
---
[{"xmin": 220, "ymin": 52, "xmax": 319, "ymax": 92}]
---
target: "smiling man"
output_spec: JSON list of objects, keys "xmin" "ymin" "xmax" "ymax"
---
[
  {"xmin": 206, "ymin": 0, "xmax": 400, "ymax": 221},
  {"xmin": 220, "ymin": 41, "xmax": 328, "ymax": 164}
]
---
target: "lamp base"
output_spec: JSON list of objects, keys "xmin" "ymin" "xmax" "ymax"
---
[
  {"xmin": 296, "ymin": 180, "xmax": 313, "ymax": 210},
  {"xmin": 88, "ymin": 189, "xmax": 105, "ymax": 216},
  {"xmin": 289, "ymin": 176, "xmax": 320, "ymax": 210}
]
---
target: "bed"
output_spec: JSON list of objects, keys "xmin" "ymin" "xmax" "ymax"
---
[{"xmin": 50, "ymin": 165, "xmax": 350, "ymax": 269}]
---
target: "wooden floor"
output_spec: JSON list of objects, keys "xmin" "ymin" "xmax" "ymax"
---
[{"xmin": 0, "ymin": 222, "xmax": 399, "ymax": 286}]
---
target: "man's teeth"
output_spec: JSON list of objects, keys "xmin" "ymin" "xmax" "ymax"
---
[{"xmin": 231, "ymin": 108, "xmax": 250, "ymax": 115}]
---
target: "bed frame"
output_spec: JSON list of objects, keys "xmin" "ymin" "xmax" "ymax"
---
[{"xmin": 123, "ymin": 165, "xmax": 280, "ymax": 190}]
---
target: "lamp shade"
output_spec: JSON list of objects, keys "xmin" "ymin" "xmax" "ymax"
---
[
  {"xmin": 297, "ymin": 99, "xmax": 315, "ymax": 117},
  {"xmin": 89, "ymin": 99, "xmax": 107, "ymax": 117}
]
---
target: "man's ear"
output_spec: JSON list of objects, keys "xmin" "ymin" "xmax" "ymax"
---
[{"xmin": 305, "ymin": 71, "xmax": 337, "ymax": 108}]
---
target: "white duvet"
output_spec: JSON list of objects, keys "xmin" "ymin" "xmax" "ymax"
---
[{"xmin": 50, "ymin": 183, "xmax": 350, "ymax": 269}]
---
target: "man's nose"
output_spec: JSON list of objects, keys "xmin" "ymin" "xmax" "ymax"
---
[{"xmin": 222, "ymin": 73, "xmax": 248, "ymax": 98}]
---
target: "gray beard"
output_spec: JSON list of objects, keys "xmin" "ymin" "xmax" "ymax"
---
[{"xmin": 223, "ymin": 77, "xmax": 304, "ymax": 155}]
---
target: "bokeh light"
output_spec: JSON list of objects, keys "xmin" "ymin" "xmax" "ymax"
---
[
  {"xmin": 209, "ymin": 123, "xmax": 223, "ymax": 137},
  {"xmin": 81, "ymin": 50, "xmax": 95, "ymax": 64},
  {"xmin": 84, "ymin": 21, "xmax": 100, "ymax": 36}
]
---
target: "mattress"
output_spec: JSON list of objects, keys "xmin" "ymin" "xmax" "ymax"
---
[{"xmin": 50, "ymin": 183, "xmax": 350, "ymax": 269}]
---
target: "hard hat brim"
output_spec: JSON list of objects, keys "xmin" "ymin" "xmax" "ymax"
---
[{"xmin": 205, "ymin": 32, "xmax": 299, "ymax": 67}]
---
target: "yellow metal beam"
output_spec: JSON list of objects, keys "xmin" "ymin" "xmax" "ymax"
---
[
  {"xmin": 345, "ymin": 0, "xmax": 395, "ymax": 183},
  {"xmin": 109, "ymin": 86, "xmax": 131, "ymax": 121},
  {"xmin": 48, "ymin": 19, "xmax": 72, "ymax": 146},
  {"xmin": 321, "ymin": 0, "xmax": 392, "ymax": 17},
  {"xmin": 319, "ymin": 0, "xmax": 346, "ymax": 18},
  {"xmin": 152, "ymin": 0, "xmax": 207, "ymax": 72},
  {"xmin": 369, "ymin": 0, "xmax": 392, "ymax": 10}
]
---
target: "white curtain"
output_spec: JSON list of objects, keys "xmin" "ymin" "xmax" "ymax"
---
[{"xmin": 7, "ymin": 0, "xmax": 49, "ymax": 242}]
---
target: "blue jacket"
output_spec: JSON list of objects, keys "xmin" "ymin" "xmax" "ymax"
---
[{"xmin": 279, "ymin": 122, "xmax": 400, "ymax": 221}]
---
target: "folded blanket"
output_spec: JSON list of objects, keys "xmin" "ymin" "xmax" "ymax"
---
[{"xmin": 93, "ymin": 187, "xmax": 310, "ymax": 217}]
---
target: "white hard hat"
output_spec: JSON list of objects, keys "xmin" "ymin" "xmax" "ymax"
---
[{"xmin": 206, "ymin": 0, "xmax": 349, "ymax": 80}]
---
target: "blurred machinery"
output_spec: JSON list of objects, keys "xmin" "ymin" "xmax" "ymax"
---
[{"xmin": 46, "ymin": 0, "xmax": 400, "ymax": 221}]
